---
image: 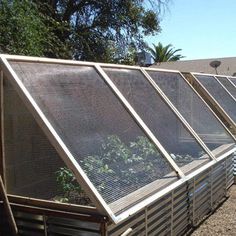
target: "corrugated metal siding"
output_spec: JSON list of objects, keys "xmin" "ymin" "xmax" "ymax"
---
[
  {"xmin": 0, "ymin": 206, "xmax": 104, "ymax": 236},
  {"xmin": 234, "ymin": 151, "xmax": 236, "ymax": 177},
  {"xmin": 15, "ymin": 212, "xmax": 103, "ymax": 236}
]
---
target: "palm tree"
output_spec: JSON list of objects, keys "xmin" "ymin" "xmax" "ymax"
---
[{"xmin": 148, "ymin": 42, "xmax": 184, "ymax": 63}]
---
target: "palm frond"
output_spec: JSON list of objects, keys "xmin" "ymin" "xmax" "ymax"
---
[{"xmin": 149, "ymin": 42, "xmax": 184, "ymax": 63}]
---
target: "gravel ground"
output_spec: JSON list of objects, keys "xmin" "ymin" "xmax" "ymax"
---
[{"xmin": 191, "ymin": 184, "xmax": 236, "ymax": 236}]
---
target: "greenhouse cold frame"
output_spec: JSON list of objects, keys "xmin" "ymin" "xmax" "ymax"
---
[
  {"xmin": 0, "ymin": 55, "xmax": 235, "ymax": 236},
  {"xmin": 183, "ymin": 72, "xmax": 236, "ymax": 136}
]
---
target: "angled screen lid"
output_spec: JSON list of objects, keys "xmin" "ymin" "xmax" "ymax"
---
[{"xmin": 0, "ymin": 55, "xmax": 179, "ymax": 223}]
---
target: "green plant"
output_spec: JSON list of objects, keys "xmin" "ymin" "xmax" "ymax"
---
[
  {"xmin": 81, "ymin": 135, "xmax": 166, "ymax": 194},
  {"xmin": 170, "ymin": 152, "xmax": 205, "ymax": 167},
  {"xmin": 147, "ymin": 42, "xmax": 184, "ymax": 63},
  {"xmin": 55, "ymin": 167, "xmax": 84, "ymax": 203},
  {"xmin": 55, "ymin": 135, "xmax": 171, "ymax": 204}
]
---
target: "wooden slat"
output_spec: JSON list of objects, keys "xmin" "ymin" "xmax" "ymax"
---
[
  {"xmin": 10, "ymin": 203, "xmax": 104, "ymax": 223},
  {"xmin": 212, "ymin": 143, "xmax": 236, "ymax": 158},
  {"xmin": 0, "ymin": 175, "xmax": 18, "ymax": 235},
  {"xmin": 109, "ymin": 174, "xmax": 177, "ymax": 214},
  {"xmin": 8, "ymin": 194, "xmax": 98, "ymax": 216},
  {"xmin": 0, "ymin": 70, "xmax": 5, "ymax": 185}
]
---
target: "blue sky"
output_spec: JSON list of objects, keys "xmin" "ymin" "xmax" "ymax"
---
[{"xmin": 146, "ymin": 0, "xmax": 236, "ymax": 60}]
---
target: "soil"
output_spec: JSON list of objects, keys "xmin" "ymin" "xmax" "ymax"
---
[{"xmin": 191, "ymin": 184, "xmax": 236, "ymax": 236}]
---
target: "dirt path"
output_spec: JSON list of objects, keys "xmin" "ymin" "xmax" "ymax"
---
[{"xmin": 191, "ymin": 185, "xmax": 236, "ymax": 236}]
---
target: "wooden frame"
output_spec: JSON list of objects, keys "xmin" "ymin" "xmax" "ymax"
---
[
  {"xmin": 0, "ymin": 55, "xmax": 183, "ymax": 224},
  {"xmin": 0, "ymin": 175, "xmax": 18, "ymax": 235},
  {"xmin": 0, "ymin": 70, "xmax": 5, "ymax": 185},
  {"xmin": 8, "ymin": 194, "xmax": 99, "ymax": 216},
  {"xmin": 0, "ymin": 54, "xmax": 235, "ymax": 225},
  {"xmin": 0, "ymin": 57, "xmax": 114, "ymax": 219}
]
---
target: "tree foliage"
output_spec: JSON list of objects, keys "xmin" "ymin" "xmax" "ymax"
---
[
  {"xmin": 148, "ymin": 42, "xmax": 184, "ymax": 63},
  {"xmin": 0, "ymin": 0, "xmax": 168, "ymax": 63},
  {"xmin": 0, "ymin": 0, "xmax": 66, "ymax": 56}
]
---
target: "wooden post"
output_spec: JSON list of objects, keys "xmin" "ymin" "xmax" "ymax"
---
[
  {"xmin": 0, "ymin": 70, "xmax": 5, "ymax": 184},
  {"xmin": 0, "ymin": 175, "xmax": 18, "ymax": 235}
]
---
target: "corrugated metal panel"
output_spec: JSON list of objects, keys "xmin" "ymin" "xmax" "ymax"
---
[
  {"xmin": 226, "ymin": 155, "xmax": 234, "ymax": 188},
  {"xmin": 1, "ymin": 208, "xmax": 104, "ymax": 236},
  {"xmin": 234, "ymin": 152, "xmax": 236, "ymax": 177},
  {"xmin": 15, "ymin": 211, "xmax": 45, "ymax": 236},
  {"xmin": 47, "ymin": 216, "xmax": 101, "ymax": 236}
]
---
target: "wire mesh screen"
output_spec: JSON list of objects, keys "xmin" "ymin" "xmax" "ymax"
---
[
  {"xmin": 103, "ymin": 67, "xmax": 211, "ymax": 174},
  {"xmin": 216, "ymin": 76, "xmax": 236, "ymax": 100},
  {"xmin": 4, "ymin": 77, "xmax": 69, "ymax": 201},
  {"xmin": 146, "ymin": 71, "xmax": 234, "ymax": 155},
  {"xmin": 8, "ymin": 61, "xmax": 177, "ymax": 209},
  {"xmin": 194, "ymin": 75, "xmax": 236, "ymax": 123}
]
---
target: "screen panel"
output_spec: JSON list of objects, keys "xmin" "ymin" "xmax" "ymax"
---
[
  {"xmin": 146, "ymin": 70, "xmax": 234, "ymax": 155},
  {"xmin": 216, "ymin": 76, "xmax": 236, "ymax": 100},
  {"xmin": 103, "ymin": 67, "xmax": 211, "ymax": 174},
  {"xmin": 4, "ymin": 77, "xmax": 69, "ymax": 201},
  {"xmin": 194, "ymin": 74, "xmax": 236, "ymax": 123},
  {"xmin": 7, "ymin": 61, "xmax": 177, "ymax": 214}
]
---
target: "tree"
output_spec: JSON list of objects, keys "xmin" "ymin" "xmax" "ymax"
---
[
  {"xmin": 0, "ymin": 0, "xmax": 169, "ymax": 62},
  {"xmin": 35, "ymin": 0, "xmax": 166, "ymax": 62},
  {"xmin": 0, "ymin": 0, "xmax": 68, "ymax": 57},
  {"xmin": 148, "ymin": 42, "xmax": 184, "ymax": 63}
]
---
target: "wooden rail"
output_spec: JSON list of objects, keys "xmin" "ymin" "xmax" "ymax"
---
[{"xmin": 0, "ymin": 175, "xmax": 18, "ymax": 235}]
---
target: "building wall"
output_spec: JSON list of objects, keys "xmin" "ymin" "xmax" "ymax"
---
[{"xmin": 151, "ymin": 57, "xmax": 236, "ymax": 76}]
